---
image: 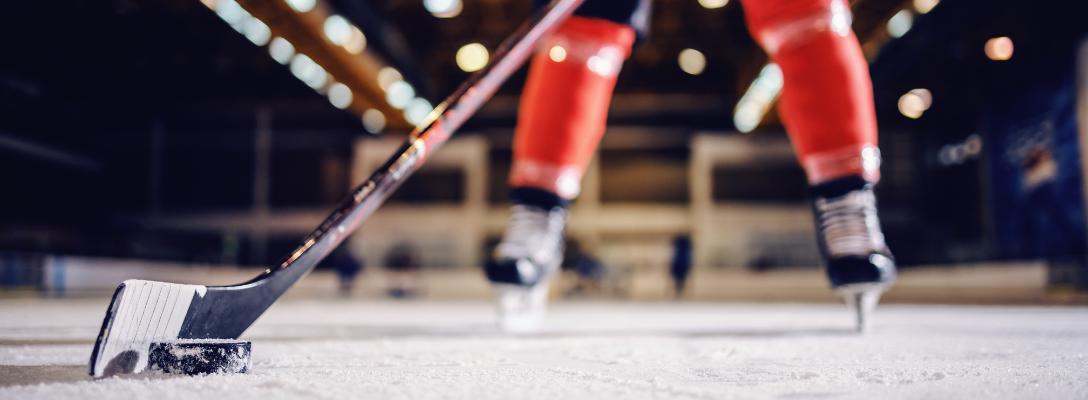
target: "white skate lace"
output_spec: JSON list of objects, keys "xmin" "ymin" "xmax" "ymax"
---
[
  {"xmin": 496, "ymin": 204, "xmax": 567, "ymax": 265},
  {"xmin": 815, "ymin": 190, "xmax": 887, "ymax": 257}
]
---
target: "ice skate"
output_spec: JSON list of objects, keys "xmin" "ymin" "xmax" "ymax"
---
[
  {"xmin": 485, "ymin": 191, "xmax": 569, "ymax": 331},
  {"xmin": 812, "ymin": 176, "xmax": 897, "ymax": 332}
]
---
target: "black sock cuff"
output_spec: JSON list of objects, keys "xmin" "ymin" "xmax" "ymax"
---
[
  {"xmin": 510, "ymin": 187, "xmax": 569, "ymax": 210},
  {"xmin": 810, "ymin": 175, "xmax": 872, "ymax": 198}
]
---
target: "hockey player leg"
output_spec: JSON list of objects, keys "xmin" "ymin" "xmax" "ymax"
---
[
  {"xmin": 740, "ymin": 0, "xmax": 895, "ymax": 331},
  {"xmin": 486, "ymin": 15, "xmax": 635, "ymax": 330}
]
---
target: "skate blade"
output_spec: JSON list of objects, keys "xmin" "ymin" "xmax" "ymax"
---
[
  {"xmin": 493, "ymin": 283, "xmax": 550, "ymax": 332},
  {"xmin": 835, "ymin": 282, "xmax": 889, "ymax": 333}
]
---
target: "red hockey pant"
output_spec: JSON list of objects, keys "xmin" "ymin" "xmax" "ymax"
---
[{"xmin": 511, "ymin": 0, "xmax": 880, "ymax": 199}]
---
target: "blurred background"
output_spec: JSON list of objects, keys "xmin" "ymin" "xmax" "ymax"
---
[{"xmin": 1, "ymin": 0, "xmax": 1087, "ymax": 303}]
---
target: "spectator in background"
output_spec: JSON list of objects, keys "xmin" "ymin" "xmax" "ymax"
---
[
  {"xmin": 670, "ymin": 236, "xmax": 693, "ymax": 298},
  {"xmin": 384, "ymin": 243, "xmax": 421, "ymax": 299},
  {"xmin": 334, "ymin": 246, "xmax": 364, "ymax": 297}
]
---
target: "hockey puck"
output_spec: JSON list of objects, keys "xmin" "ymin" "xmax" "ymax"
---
[{"xmin": 147, "ymin": 339, "xmax": 252, "ymax": 375}]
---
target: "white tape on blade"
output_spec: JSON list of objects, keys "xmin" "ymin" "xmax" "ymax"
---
[{"xmin": 93, "ymin": 280, "xmax": 205, "ymax": 376}]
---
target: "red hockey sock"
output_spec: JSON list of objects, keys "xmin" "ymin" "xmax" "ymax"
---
[
  {"xmin": 740, "ymin": 0, "xmax": 881, "ymax": 184},
  {"xmin": 510, "ymin": 16, "xmax": 636, "ymax": 199}
]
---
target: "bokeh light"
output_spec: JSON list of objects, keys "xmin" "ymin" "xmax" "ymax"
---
[
  {"xmin": 386, "ymin": 80, "xmax": 415, "ymax": 109},
  {"xmin": 913, "ymin": 0, "xmax": 938, "ymax": 14},
  {"xmin": 549, "ymin": 46, "xmax": 567, "ymax": 62},
  {"xmin": 678, "ymin": 48, "xmax": 706, "ymax": 75},
  {"xmin": 424, "ymin": 0, "xmax": 462, "ymax": 18},
  {"xmin": 242, "ymin": 18, "xmax": 270, "ymax": 46},
  {"xmin": 898, "ymin": 88, "xmax": 932, "ymax": 119},
  {"xmin": 215, "ymin": 0, "xmax": 249, "ymax": 26},
  {"xmin": 327, "ymin": 83, "xmax": 353, "ymax": 109},
  {"xmin": 290, "ymin": 54, "xmax": 328, "ymax": 89},
  {"xmin": 404, "ymin": 98, "xmax": 434, "ymax": 126},
  {"xmin": 324, "ymin": 15, "xmax": 351, "ymax": 46},
  {"xmin": 377, "ymin": 67, "xmax": 404, "ymax": 92},
  {"xmin": 938, "ymin": 134, "xmax": 982, "ymax": 166},
  {"xmin": 698, "ymin": 0, "xmax": 728, "ymax": 9},
  {"xmin": 887, "ymin": 10, "xmax": 913, "ymax": 38},
  {"xmin": 733, "ymin": 63, "xmax": 783, "ymax": 133},
  {"xmin": 269, "ymin": 37, "xmax": 295, "ymax": 64},
  {"xmin": 343, "ymin": 26, "xmax": 366, "ymax": 54},
  {"xmin": 362, "ymin": 109, "xmax": 386, "ymax": 133},
  {"xmin": 587, "ymin": 55, "xmax": 614, "ymax": 77},
  {"xmin": 456, "ymin": 43, "xmax": 489, "ymax": 72},
  {"xmin": 985, "ymin": 37, "xmax": 1014, "ymax": 61},
  {"xmin": 285, "ymin": 0, "xmax": 315, "ymax": 13},
  {"xmin": 586, "ymin": 47, "xmax": 622, "ymax": 77}
]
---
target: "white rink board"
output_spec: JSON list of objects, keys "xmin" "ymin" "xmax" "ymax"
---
[{"xmin": 1, "ymin": 299, "xmax": 1087, "ymax": 399}]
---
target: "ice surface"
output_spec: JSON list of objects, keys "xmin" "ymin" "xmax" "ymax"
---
[{"xmin": 1, "ymin": 298, "xmax": 1087, "ymax": 399}]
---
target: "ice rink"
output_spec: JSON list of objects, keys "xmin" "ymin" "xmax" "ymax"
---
[{"xmin": 2, "ymin": 298, "xmax": 1087, "ymax": 399}]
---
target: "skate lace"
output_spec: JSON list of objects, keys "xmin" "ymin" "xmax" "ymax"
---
[
  {"xmin": 496, "ymin": 204, "xmax": 567, "ymax": 264},
  {"xmin": 815, "ymin": 189, "xmax": 886, "ymax": 257},
  {"xmin": 496, "ymin": 204, "xmax": 565, "ymax": 264}
]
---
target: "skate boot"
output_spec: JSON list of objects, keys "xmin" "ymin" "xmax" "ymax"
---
[
  {"xmin": 485, "ymin": 188, "xmax": 569, "ymax": 331},
  {"xmin": 811, "ymin": 176, "xmax": 897, "ymax": 332}
]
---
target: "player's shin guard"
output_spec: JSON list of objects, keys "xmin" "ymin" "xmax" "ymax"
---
[
  {"xmin": 509, "ymin": 16, "xmax": 635, "ymax": 199},
  {"xmin": 741, "ymin": 0, "xmax": 879, "ymax": 183}
]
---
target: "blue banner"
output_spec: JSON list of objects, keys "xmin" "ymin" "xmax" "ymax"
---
[{"xmin": 984, "ymin": 53, "xmax": 1088, "ymax": 259}]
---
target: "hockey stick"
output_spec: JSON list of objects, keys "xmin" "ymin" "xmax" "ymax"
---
[{"xmin": 88, "ymin": 0, "xmax": 584, "ymax": 377}]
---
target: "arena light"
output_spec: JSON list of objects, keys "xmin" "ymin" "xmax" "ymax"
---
[
  {"xmin": 733, "ymin": 63, "xmax": 783, "ymax": 133},
  {"xmin": 213, "ymin": 0, "xmax": 413, "ymax": 129},
  {"xmin": 268, "ymin": 37, "xmax": 295, "ymax": 64},
  {"xmin": 913, "ymin": 0, "xmax": 938, "ymax": 14},
  {"xmin": 985, "ymin": 37, "xmax": 1014, "ymax": 61},
  {"xmin": 549, "ymin": 46, "xmax": 567, "ymax": 62},
  {"xmin": 328, "ymin": 83, "xmax": 353, "ymax": 109},
  {"xmin": 343, "ymin": 26, "xmax": 366, "ymax": 54},
  {"xmin": 386, "ymin": 80, "xmax": 415, "ymax": 109},
  {"xmin": 938, "ymin": 134, "xmax": 982, "ymax": 166},
  {"xmin": 362, "ymin": 109, "xmax": 386, "ymax": 133},
  {"xmin": 586, "ymin": 46, "xmax": 623, "ymax": 77},
  {"xmin": 886, "ymin": 10, "xmax": 913, "ymax": 38},
  {"xmin": 897, "ymin": 88, "xmax": 932, "ymax": 119},
  {"xmin": 424, "ymin": 0, "xmax": 463, "ymax": 18},
  {"xmin": 377, "ymin": 67, "xmax": 404, "ymax": 91},
  {"xmin": 698, "ymin": 0, "xmax": 728, "ymax": 9},
  {"xmin": 324, "ymin": 15, "xmax": 352, "ymax": 46},
  {"xmin": 215, "ymin": 0, "xmax": 250, "ymax": 26},
  {"xmin": 678, "ymin": 48, "xmax": 706, "ymax": 75},
  {"xmin": 285, "ymin": 0, "xmax": 315, "ymax": 13},
  {"xmin": 404, "ymin": 98, "xmax": 434, "ymax": 125},
  {"xmin": 242, "ymin": 18, "xmax": 271, "ymax": 46},
  {"xmin": 321, "ymin": 15, "xmax": 367, "ymax": 54},
  {"xmin": 290, "ymin": 54, "xmax": 329, "ymax": 89},
  {"xmin": 456, "ymin": 43, "xmax": 489, "ymax": 72},
  {"xmin": 587, "ymin": 54, "xmax": 615, "ymax": 76}
]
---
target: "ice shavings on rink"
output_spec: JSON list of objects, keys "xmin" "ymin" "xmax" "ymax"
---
[{"xmin": 1, "ymin": 299, "xmax": 1087, "ymax": 399}]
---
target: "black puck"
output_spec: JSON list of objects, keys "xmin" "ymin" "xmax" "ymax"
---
[{"xmin": 147, "ymin": 339, "xmax": 252, "ymax": 375}]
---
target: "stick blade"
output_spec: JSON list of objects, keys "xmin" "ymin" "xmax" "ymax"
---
[{"xmin": 88, "ymin": 280, "xmax": 207, "ymax": 378}]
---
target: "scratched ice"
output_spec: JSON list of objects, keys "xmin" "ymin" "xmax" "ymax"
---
[{"xmin": 1, "ymin": 299, "xmax": 1086, "ymax": 399}]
